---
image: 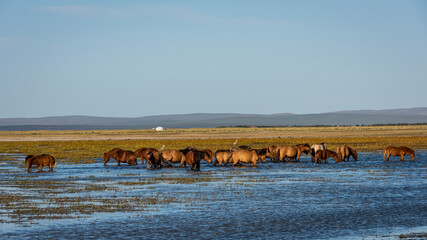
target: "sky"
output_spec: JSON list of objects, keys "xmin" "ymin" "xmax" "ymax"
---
[{"xmin": 0, "ymin": 0, "xmax": 426, "ymax": 118}]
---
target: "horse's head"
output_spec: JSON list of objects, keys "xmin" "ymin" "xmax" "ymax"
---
[
  {"xmin": 300, "ymin": 145, "xmax": 311, "ymax": 154},
  {"xmin": 25, "ymin": 155, "xmax": 35, "ymax": 172},
  {"xmin": 410, "ymin": 151, "xmax": 415, "ymax": 160},
  {"xmin": 351, "ymin": 149, "xmax": 358, "ymax": 161},
  {"xmin": 203, "ymin": 150, "xmax": 213, "ymax": 163}
]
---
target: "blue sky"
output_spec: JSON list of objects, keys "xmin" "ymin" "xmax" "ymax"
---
[{"xmin": 1, "ymin": 0, "xmax": 426, "ymax": 118}]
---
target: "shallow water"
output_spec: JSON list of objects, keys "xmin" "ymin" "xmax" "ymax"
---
[{"xmin": 1, "ymin": 152, "xmax": 427, "ymax": 239}]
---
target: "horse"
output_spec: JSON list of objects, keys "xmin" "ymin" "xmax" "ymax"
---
[
  {"xmin": 184, "ymin": 150, "xmax": 211, "ymax": 171},
  {"xmin": 161, "ymin": 149, "xmax": 187, "ymax": 167},
  {"xmin": 237, "ymin": 145, "xmax": 252, "ymax": 150},
  {"xmin": 314, "ymin": 149, "xmax": 340, "ymax": 164},
  {"xmin": 296, "ymin": 143, "xmax": 311, "ymax": 154},
  {"xmin": 275, "ymin": 146, "xmax": 303, "ymax": 162},
  {"xmin": 213, "ymin": 149, "xmax": 232, "ymax": 166},
  {"xmin": 201, "ymin": 149, "xmax": 213, "ymax": 164},
  {"xmin": 146, "ymin": 151, "xmax": 162, "ymax": 169},
  {"xmin": 266, "ymin": 145, "xmax": 278, "ymax": 161},
  {"xmin": 225, "ymin": 149, "xmax": 259, "ymax": 167},
  {"xmin": 104, "ymin": 148, "xmax": 137, "ymax": 166},
  {"xmin": 25, "ymin": 154, "xmax": 57, "ymax": 172},
  {"xmin": 336, "ymin": 145, "xmax": 358, "ymax": 162},
  {"xmin": 254, "ymin": 148, "xmax": 267, "ymax": 163},
  {"xmin": 311, "ymin": 143, "xmax": 327, "ymax": 162},
  {"xmin": 383, "ymin": 146, "xmax": 415, "ymax": 161},
  {"xmin": 135, "ymin": 148, "xmax": 158, "ymax": 165}
]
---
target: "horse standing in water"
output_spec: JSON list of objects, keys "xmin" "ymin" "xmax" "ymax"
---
[
  {"xmin": 336, "ymin": 145, "xmax": 358, "ymax": 162},
  {"xmin": 213, "ymin": 149, "xmax": 232, "ymax": 166},
  {"xmin": 311, "ymin": 143, "xmax": 327, "ymax": 162},
  {"xmin": 25, "ymin": 154, "xmax": 57, "ymax": 172},
  {"xmin": 225, "ymin": 149, "xmax": 259, "ymax": 167},
  {"xmin": 185, "ymin": 150, "xmax": 211, "ymax": 171},
  {"xmin": 314, "ymin": 149, "xmax": 340, "ymax": 164},
  {"xmin": 104, "ymin": 148, "xmax": 137, "ymax": 166},
  {"xmin": 383, "ymin": 146, "xmax": 415, "ymax": 161},
  {"xmin": 161, "ymin": 149, "xmax": 187, "ymax": 167},
  {"xmin": 135, "ymin": 148, "xmax": 159, "ymax": 165}
]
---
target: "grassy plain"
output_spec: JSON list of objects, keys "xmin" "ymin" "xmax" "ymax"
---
[{"xmin": 0, "ymin": 125, "xmax": 426, "ymax": 163}]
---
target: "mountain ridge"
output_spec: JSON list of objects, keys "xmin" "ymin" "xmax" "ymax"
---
[{"xmin": 0, "ymin": 107, "xmax": 426, "ymax": 130}]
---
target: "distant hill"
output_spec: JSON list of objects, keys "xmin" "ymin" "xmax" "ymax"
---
[{"xmin": 0, "ymin": 107, "xmax": 426, "ymax": 130}]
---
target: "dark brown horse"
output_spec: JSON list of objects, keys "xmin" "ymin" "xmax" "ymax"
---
[
  {"xmin": 383, "ymin": 146, "xmax": 415, "ymax": 161},
  {"xmin": 25, "ymin": 154, "xmax": 57, "ymax": 172},
  {"xmin": 146, "ymin": 150, "xmax": 162, "ymax": 169},
  {"xmin": 336, "ymin": 145, "xmax": 358, "ymax": 162},
  {"xmin": 104, "ymin": 148, "xmax": 137, "ymax": 166},
  {"xmin": 314, "ymin": 149, "xmax": 340, "ymax": 164},
  {"xmin": 185, "ymin": 150, "xmax": 211, "ymax": 171},
  {"xmin": 254, "ymin": 148, "xmax": 267, "ymax": 163}
]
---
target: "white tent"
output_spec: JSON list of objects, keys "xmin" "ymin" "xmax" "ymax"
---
[{"xmin": 155, "ymin": 126, "xmax": 164, "ymax": 131}]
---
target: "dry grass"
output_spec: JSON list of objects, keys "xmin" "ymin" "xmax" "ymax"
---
[{"xmin": 0, "ymin": 125, "xmax": 426, "ymax": 163}]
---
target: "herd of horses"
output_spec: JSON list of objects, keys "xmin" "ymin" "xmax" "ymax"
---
[
  {"xmin": 24, "ymin": 144, "xmax": 416, "ymax": 172},
  {"xmin": 27, "ymin": 144, "xmax": 416, "ymax": 172}
]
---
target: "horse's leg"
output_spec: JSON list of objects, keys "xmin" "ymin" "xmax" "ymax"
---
[
  {"xmin": 38, "ymin": 165, "xmax": 42, "ymax": 173},
  {"xmin": 400, "ymin": 154, "xmax": 404, "ymax": 161}
]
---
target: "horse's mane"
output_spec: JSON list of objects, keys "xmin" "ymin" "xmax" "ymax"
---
[
  {"xmin": 398, "ymin": 146, "xmax": 414, "ymax": 153},
  {"xmin": 255, "ymin": 148, "xmax": 267, "ymax": 155}
]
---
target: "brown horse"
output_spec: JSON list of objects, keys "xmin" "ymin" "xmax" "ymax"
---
[
  {"xmin": 225, "ymin": 149, "xmax": 258, "ymax": 167},
  {"xmin": 314, "ymin": 149, "xmax": 340, "ymax": 164},
  {"xmin": 201, "ymin": 149, "xmax": 213, "ymax": 164},
  {"xmin": 135, "ymin": 148, "xmax": 159, "ymax": 165},
  {"xmin": 274, "ymin": 146, "xmax": 302, "ymax": 162},
  {"xmin": 161, "ymin": 149, "xmax": 187, "ymax": 167},
  {"xmin": 336, "ymin": 145, "xmax": 358, "ymax": 162},
  {"xmin": 185, "ymin": 150, "xmax": 211, "ymax": 171},
  {"xmin": 213, "ymin": 149, "xmax": 232, "ymax": 166},
  {"xmin": 311, "ymin": 143, "xmax": 327, "ymax": 162},
  {"xmin": 296, "ymin": 143, "xmax": 311, "ymax": 155},
  {"xmin": 25, "ymin": 154, "xmax": 57, "ymax": 172},
  {"xmin": 104, "ymin": 148, "xmax": 137, "ymax": 166},
  {"xmin": 383, "ymin": 146, "xmax": 415, "ymax": 161},
  {"xmin": 266, "ymin": 145, "xmax": 278, "ymax": 161}
]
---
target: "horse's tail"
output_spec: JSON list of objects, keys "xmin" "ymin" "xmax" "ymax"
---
[
  {"xmin": 275, "ymin": 149, "xmax": 281, "ymax": 162},
  {"xmin": 213, "ymin": 151, "xmax": 218, "ymax": 166},
  {"xmin": 159, "ymin": 152, "xmax": 165, "ymax": 164},
  {"xmin": 224, "ymin": 152, "xmax": 233, "ymax": 165},
  {"xmin": 383, "ymin": 149, "xmax": 387, "ymax": 160}
]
